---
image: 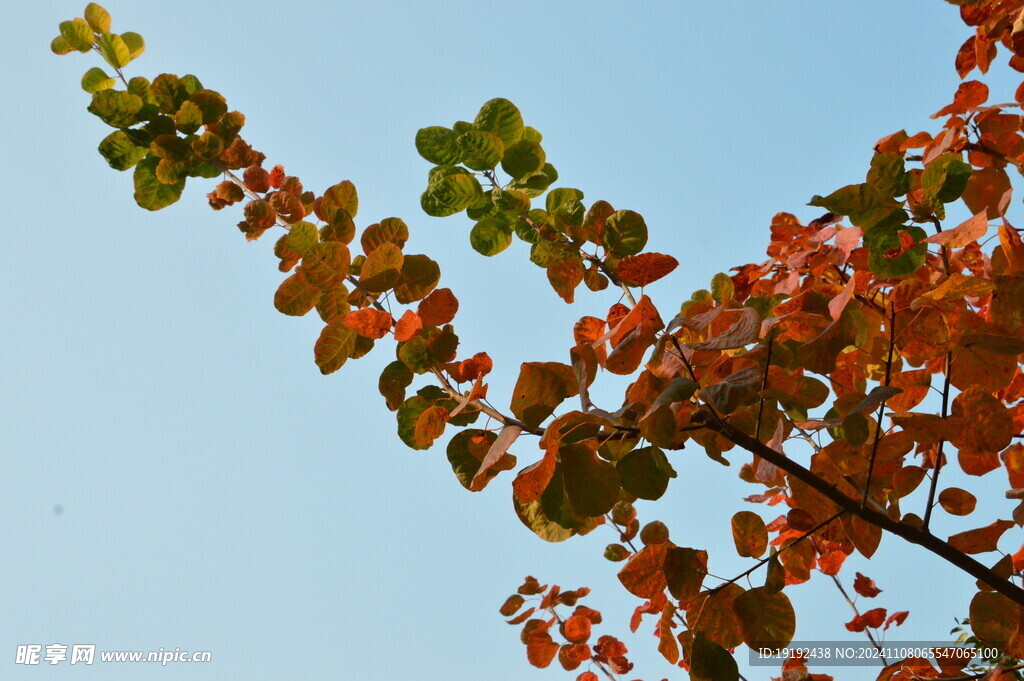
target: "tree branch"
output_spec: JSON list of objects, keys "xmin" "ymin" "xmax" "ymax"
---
[{"xmin": 703, "ymin": 418, "xmax": 1024, "ymax": 606}]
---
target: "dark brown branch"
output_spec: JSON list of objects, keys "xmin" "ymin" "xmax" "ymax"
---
[{"xmin": 704, "ymin": 418, "xmax": 1024, "ymax": 606}]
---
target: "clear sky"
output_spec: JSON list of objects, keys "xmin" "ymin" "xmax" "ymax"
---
[{"xmin": 2, "ymin": 2, "xmax": 1020, "ymax": 680}]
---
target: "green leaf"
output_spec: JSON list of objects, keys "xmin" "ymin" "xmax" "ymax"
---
[
  {"xmin": 286, "ymin": 221, "xmax": 319, "ymax": 255},
  {"xmin": 560, "ymin": 443, "xmax": 620, "ymax": 517},
  {"xmin": 866, "ymin": 225, "xmax": 927, "ymax": 278},
  {"xmin": 690, "ymin": 633, "xmax": 739, "ymax": 681},
  {"xmin": 514, "ymin": 493, "xmax": 574, "ymax": 543},
  {"xmin": 521, "ymin": 126, "xmax": 542, "ymax": 142},
  {"xmin": 447, "ymin": 429, "xmax": 516, "ymax": 491},
  {"xmin": 398, "ymin": 326, "xmax": 459, "ymax": 374},
  {"xmin": 121, "ymin": 32, "xmax": 145, "ymax": 59},
  {"xmin": 501, "ymin": 139, "xmax": 546, "ymax": 179},
  {"xmin": 133, "ymin": 156, "xmax": 184, "ymax": 210},
  {"xmin": 546, "ymin": 187, "xmax": 584, "ymax": 213},
  {"xmin": 473, "ymin": 98, "xmax": 524, "ymax": 147},
  {"xmin": 59, "ymin": 18, "xmax": 94, "ymax": 53},
  {"xmin": 430, "ymin": 173, "xmax": 483, "ymax": 213},
  {"xmin": 81, "ymin": 67, "xmax": 115, "ymax": 93},
  {"xmin": 921, "ymin": 154, "xmax": 972, "ymax": 205},
  {"xmin": 457, "ymin": 130, "xmax": 503, "ymax": 171},
  {"xmin": 604, "ymin": 209, "xmax": 648, "ymax": 256},
  {"xmin": 394, "ymin": 254, "xmax": 440, "ymax": 304},
  {"xmin": 151, "ymin": 74, "xmax": 187, "ymax": 114},
  {"xmin": 51, "ymin": 36, "xmax": 75, "ymax": 55},
  {"xmin": 415, "ymin": 126, "xmax": 462, "ymax": 165},
  {"xmin": 173, "ymin": 100, "xmax": 203, "ymax": 134},
  {"xmin": 97, "ymin": 130, "xmax": 146, "ymax": 170},
  {"xmin": 84, "ymin": 3, "xmax": 112, "ymax": 33},
  {"xmin": 321, "ymin": 180, "xmax": 359, "ymax": 221},
  {"xmin": 188, "ymin": 90, "xmax": 228, "ymax": 125},
  {"xmin": 360, "ymin": 242, "xmax": 404, "ymax": 292},
  {"xmin": 808, "ymin": 182, "xmax": 892, "ymax": 221},
  {"xmin": 88, "ymin": 89, "xmax": 143, "ymax": 128},
  {"xmin": 711, "ymin": 273, "xmax": 734, "ymax": 304},
  {"xmin": 470, "ymin": 218, "xmax": 513, "ymax": 256},
  {"xmin": 510, "ymin": 362, "xmax": 577, "ymax": 429},
  {"xmin": 509, "ymin": 162, "xmax": 558, "ymax": 197},
  {"xmin": 616, "ymin": 446, "xmax": 675, "ymax": 500},
  {"xmin": 866, "ymin": 152, "xmax": 909, "ymax": 198},
  {"xmin": 733, "ymin": 587, "xmax": 795, "ymax": 653},
  {"xmin": 379, "ymin": 360, "xmax": 414, "ymax": 411},
  {"xmin": 98, "ymin": 32, "xmax": 131, "ymax": 69},
  {"xmin": 396, "ymin": 394, "xmax": 447, "ymax": 450}
]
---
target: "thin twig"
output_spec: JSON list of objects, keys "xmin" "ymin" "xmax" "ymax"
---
[{"xmin": 862, "ymin": 303, "xmax": 896, "ymax": 510}]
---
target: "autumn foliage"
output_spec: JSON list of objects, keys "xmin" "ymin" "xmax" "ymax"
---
[{"xmin": 54, "ymin": 2, "xmax": 1024, "ymax": 679}]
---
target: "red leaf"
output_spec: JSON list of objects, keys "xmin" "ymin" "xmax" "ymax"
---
[
  {"xmin": 884, "ymin": 611, "xmax": 909, "ymax": 630},
  {"xmin": 560, "ymin": 615, "xmax": 592, "ymax": 644},
  {"xmin": 526, "ymin": 631, "xmax": 559, "ymax": 668},
  {"xmin": 393, "ymin": 310, "xmax": 422, "ymax": 342},
  {"xmin": 853, "ymin": 572, "xmax": 882, "ymax": 598},
  {"xmin": 268, "ymin": 164, "xmax": 285, "ymax": 189},
  {"xmin": 845, "ymin": 608, "xmax": 886, "ymax": 632},
  {"xmin": 616, "ymin": 252, "xmax": 679, "ymax": 286},
  {"xmin": 617, "ymin": 543, "xmax": 668, "ymax": 598},
  {"xmin": 341, "ymin": 308, "xmax": 392, "ymax": 339},
  {"xmin": 417, "ymin": 287, "xmax": 459, "ymax": 326}
]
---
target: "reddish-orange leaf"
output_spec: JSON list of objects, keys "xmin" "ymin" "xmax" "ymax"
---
[
  {"xmin": 459, "ymin": 352, "xmax": 494, "ymax": 382},
  {"xmin": 617, "ymin": 542, "xmax": 669, "ymax": 598},
  {"xmin": 512, "ymin": 450, "xmax": 556, "ymax": 505},
  {"xmin": 576, "ymin": 672, "xmax": 599, "ymax": 681},
  {"xmin": 393, "ymin": 310, "xmax": 423, "ymax": 342},
  {"xmin": 560, "ymin": 615, "xmax": 592, "ymax": 644},
  {"xmin": 526, "ymin": 631, "xmax": 559, "ymax": 668},
  {"xmin": 268, "ymin": 163, "xmax": 285, "ymax": 189},
  {"xmin": 617, "ymin": 252, "xmax": 679, "ymax": 286},
  {"xmin": 417, "ymin": 287, "xmax": 459, "ymax": 326},
  {"xmin": 884, "ymin": 611, "xmax": 909, "ymax": 630},
  {"xmin": 922, "ymin": 210, "xmax": 989, "ymax": 248},
  {"xmin": 948, "ymin": 519, "xmax": 1014, "ymax": 554},
  {"xmin": 999, "ymin": 223, "xmax": 1024, "ymax": 273},
  {"xmin": 846, "ymin": 607, "xmax": 886, "ymax": 632},
  {"xmin": 933, "ymin": 80, "xmax": 989, "ymax": 117},
  {"xmin": 500, "ymin": 594, "xmax": 525, "ymax": 616},
  {"xmin": 938, "ymin": 487, "xmax": 977, "ymax": 516},
  {"xmin": 853, "ymin": 572, "xmax": 882, "ymax": 598},
  {"xmin": 342, "ymin": 308, "xmax": 392, "ymax": 339}
]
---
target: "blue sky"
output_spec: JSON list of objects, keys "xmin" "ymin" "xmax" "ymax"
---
[{"xmin": 2, "ymin": 2, "xmax": 1020, "ymax": 680}]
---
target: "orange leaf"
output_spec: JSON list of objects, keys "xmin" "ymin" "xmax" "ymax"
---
[
  {"xmin": 417, "ymin": 287, "xmax": 459, "ymax": 326},
  {"xmin": 932, "ymin": 80, "xmax": 989, "ymax": 117},
  {"xmin": 938, "ymin": 487, "xmax": 977, "ymax": 516},
  {"xmin": 616, "ymin": 252, "xmax": 680, "ymax": 286},
  {"xmin": 922, "ymin": 211, "xmax": 989, "ymax": 248},
  {"xmin": 393, "ymin": 310, "xmax": 422, "ymax": 342},
  {"xmin": 617, "ymin": 542, "xmax": 668, "ymax": 598},
  {"xmin": 268, "ymin": 164, "xmax": 285, "ymax": 189},
  {"xmin": 948, "ymin": 519, "xmax": 1014, "ymax": 554},
  {"xmin": 512, "ymin": 450, "xmax": 556, "ymax": 505},
  {"xmin": 342, "ymin": 308, "xmax": 392, "ymax": 339}
]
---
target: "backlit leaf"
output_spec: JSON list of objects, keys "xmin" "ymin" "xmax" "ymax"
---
[
  {"xmin": 731, "ymin": 511, "xmax": 767, "ymax": 558},
  {"xmin": 733, "ymin": 587, "xmax": 795, "ymax": 653}
]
